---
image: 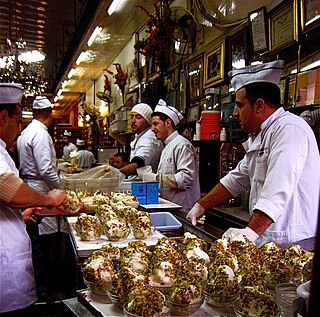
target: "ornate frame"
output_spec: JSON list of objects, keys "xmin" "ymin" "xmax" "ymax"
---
[{"xmin": 204, "ymin": 40, "xmax": 225, "ymax": 88}]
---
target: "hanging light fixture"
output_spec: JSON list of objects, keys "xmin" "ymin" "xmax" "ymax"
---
[{"xmin": 0, "ymin": 40, "xmax": 48, "ymax": 96}]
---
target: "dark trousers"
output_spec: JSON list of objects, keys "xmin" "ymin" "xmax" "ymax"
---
[{"xmin": 26, "ymin": 224, "xmax": 76, "ymax": 300}]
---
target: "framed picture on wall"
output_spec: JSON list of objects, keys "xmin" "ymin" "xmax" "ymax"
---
[
  {"xmin": 300, "ymin": 0, "xmax": 320, "ymax": 32},
  {"xmin": 187, "ymin": 104, "xmax": 200, "ymax": 123},
  {"xmin": 204, "ymin": 41, "xmax": 225, "ymax": 88},
  {"xmin": 248, "ymin": 6, "xmax": 268, "ymax": 54},
  {"xmin": 187, "ymin": 54, "xmax": 203, "ymax": 101},
  {"xmin": 228, "ymin": 28, "xmax": 249, "ymax": 70},
  {"xmin": 126, "ymin": 58, "xmax": 139, "ymax": 90},
  {"xmin": 268, "ymin": 0, "xmax": 299, "ymax": 52}
]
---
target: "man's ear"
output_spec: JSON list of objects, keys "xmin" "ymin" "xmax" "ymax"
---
[
  {"xmin": 0, "ymin": 110, "xmax": 8, "ymax": 126},
  {"xmin": 256, "ymin": 99, "xmax": 265, "ymax": 111}
]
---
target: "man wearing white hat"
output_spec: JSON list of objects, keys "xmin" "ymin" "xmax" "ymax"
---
[
  {"xmin": 62, "ymin": 129, "xmax": 77, "ymax": 157},
  {"xmin": 17, "ymin": 95, "xmax": 67, "ymax": 301},
  {"xmin": 0, "ymin": 84, "xmax": 67, "ymax": 313},
  {"xmin": 119, "ymin": 102, "xmax": 163, "ymax": 177},
  {"xmin": 74, "ymin": 138, "xmax": 96, "ymax": 170},
  {"xmin": 142, "ymin": 99, "xmax": 201, "ymax": 212},
  {"xmin": 187, "ymin": 60, "xmax": 320, "ymax": 248}
]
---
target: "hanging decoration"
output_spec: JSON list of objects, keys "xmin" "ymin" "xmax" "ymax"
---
[
  {"xmin": 105, "ymin": 63, "xmax": 128, "ymax": 103},
  {"xmin": 134, "ymin": 0, "xmax": 174, "ymax": 70}
]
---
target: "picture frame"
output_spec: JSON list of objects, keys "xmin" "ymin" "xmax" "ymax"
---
[
  {"xmin": 248, "ymin": 6, "xmax": 268, "ymax": 54},
  {"xmin": 268, "ymin": 0, "xmax": 299, "ymax": 52},
  {"xmin": 204, "ymin": 41, "xmax": 225, "ymax": 88},
  {"xmin": 164, "ymin": 67, "xmax": 180, "ymax": 108},
  {"xmin": 187, "ymin": 54, "xmax": 203, "ymax": 101},
  {"xmin": 228, "ymin": 28, "xmax": 249, "ymax": 71},
  {"xmin": 187, "ymin": 104, "xmax": 200, "ymax": 123},
  {"xmin": 126, "ymin": 58, "xmax": 139, "ymax": 90},
  {"xmin": 300, "ymin": 0, "xmax": 320, "ymax": 33}
]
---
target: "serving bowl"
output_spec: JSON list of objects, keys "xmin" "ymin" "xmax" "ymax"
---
[
  {"xmin": 83, "ymin": 278, "xmax": 110, "ymax": 296},
  {"xmin": 123, "ymin": 302, "xmax": 169, "ymax": 317},
  {"xmin": 107, "ymin": 290, "xmax": 125, "ymax": 308},
  {"xmin": 233, "ymin": 297, "xmax": 280, "ymax": 317},
  {"xmin": 204, "ymin": 291, "xmax": 238, "ymax": 308},
  {"xmin": 165, "ymin": 294, "xmax": 204, "ymax": 316}
]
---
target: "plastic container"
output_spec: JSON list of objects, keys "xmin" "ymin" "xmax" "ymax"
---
[
  {"xmin": 275, "ymin": 283, "xmax": 299, "ymax": 317},
  {"xmin": 297, "ymin": 280, "xmax": 311, "ymax": 316},
  {"xmin": 200, "ymin": 110, "xmax": 221, "ymax": 140},
  {"xmin": 220, "ymin": 127, "xmax": 227, "ymax": 141},
  {"xmin": 195, "ymin": 122, "xmax": 201, "ymax": 140},
  {"xmin": 150, "ymin": 212, "xmax": 182, "ymax": 231}
]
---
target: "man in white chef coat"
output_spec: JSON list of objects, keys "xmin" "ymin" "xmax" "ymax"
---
[
  {"xmin": 0, "ymin": 84, "xmax": 67, "ymax": 314},
  {"xmin": 62, "ymin": 130, "xmax": 77, "ymax": 157},
  {"xmin": 119, "ymin": 102, "xmax": 163, "ymax": 177},
  {"xmin": 17, "ymin": 96, "xmax": 67, "ymax": 301},
  {"xmin": 187, "ymin": 60, "xmax": 320, "ymax": 248},
  {"xmin": 143, "ymin": 99, "xmax": 201, "ymax": 212},
  {"xmin": 75, "ymin": 138, "xmax": 96, "ymax": 170}
]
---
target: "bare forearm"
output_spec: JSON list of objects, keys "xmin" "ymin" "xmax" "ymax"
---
[
  {"xmin": 247, "ymin": 210, "xmax": 273, "ymax": 236},
  {"xmin": 198, "ymin": 182, "xmax": 233, "ymax": 210},
  {"xmin": 119, "ymin": 162, "xmax": 138, "ymax": 176}
]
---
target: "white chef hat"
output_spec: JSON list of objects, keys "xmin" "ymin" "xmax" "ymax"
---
[
  {"xmin": 0, "ymin": 83, "xmax": 24, "ymax": 104},
  {"xmin": 33, "ymin": 96, "xmax": 52, "ymax": 109},
  {"xmin": 63, "ymin": 130, "xmax": 71, "ymax": 137},
  {"xmin": 228, "ymin": 60, "xmax": 284, "ymax": 92},
  {"xmin": 76, "ymin": 139, "xmax": 85, "ymax": 146},
  {"xmin": 131, "ymin": 103, "xmax": 152, "ymax": 125},
  {"xmin": 154, "ymin": 99, "xmax": 184, "ymax": 126}
]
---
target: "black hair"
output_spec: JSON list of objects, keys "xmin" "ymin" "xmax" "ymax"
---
[
  {"xmin": 151, "ymin": 111, "xmax": 177, "ymax": 129},
  {"xmin": 0, "ymin": 104, "xmax": 21, "ymax": 117},
  {"xmin": 33, "ymin": 107, "xmax": 52, "ymax": 119},
  {"xmin": 244, "ymin": 82, "xmax": 281, "ymax": 108},
  {"xmin": 114, "ymin": 152, "xmax": 129, "ymax": 163}
]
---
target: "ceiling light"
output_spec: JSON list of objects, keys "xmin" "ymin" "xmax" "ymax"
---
[
  {"xmin": 67, "ymin": 68, "xmax": 76, "ymax": 78},
  {"xmin": 22, "ymin": 110, "xmax": 33, "ymax": 119},
  {"xmin": 291, "ymin": 60, "xmax": 320, "ymax": 74},
  {"xmin": 76, "ymin": 51, "xmax": 87, "ymax": 65},
  {"xmin": 57, "ymin": 89, "xmax": 63, "ymax": 96},
  {"xmin": 301, "ymin": 60, "xmax": 320, "ymax": 72},
  {"xmin": 18, "ymin": 50, "xmax": 46, "ymax": 63},
  {"xmin": 87, "ymin": 26, "xmax": 102, "ymax": 47},
  {"xmin": 108, "ymin": 0, "xmax": 125, "ymax": 15},
  {"xmin": 54, "ymin": 96, "xmax": 58, "ymax": 102}
]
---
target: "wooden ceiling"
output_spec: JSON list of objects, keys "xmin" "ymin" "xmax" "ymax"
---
[{"xmin": 0, "ymin": 0, "xmax": 154, "ymax": 111}]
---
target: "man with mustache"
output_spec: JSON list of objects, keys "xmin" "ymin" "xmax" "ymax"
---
[{"xmin": 119, "ymin": 103, "xmax": 163, "ymax": 178}]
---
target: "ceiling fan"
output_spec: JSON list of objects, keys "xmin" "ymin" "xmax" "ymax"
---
[{"xmin": 169, "ymin": 6, "xmax": 198, "ymax": 56}]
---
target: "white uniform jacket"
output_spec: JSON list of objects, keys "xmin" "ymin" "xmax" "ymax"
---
[
  {"xmin": 63, "ymin": 142, "xmax": 77, "ymax": 157},
  {"xmin": 0, "ymin": 139, "xmax": 37, "ymax": 312},
  {"xmin": 157, "ymin": 131, "xmax": 201, "ymax": 212},
  {"xmin": 130, "ymin": 128, "xmax": 163, "ymax": 173},
  {"xmin": 17, "ymin": 119, "xmax": 66, "ymax": 234},
  {"xmin": 221, "ymin": 107, "xmax": 320, "ymax": 247},
  {"xmin": 76, "ymin": 150, "xmax": 96, "ymax": 169}
]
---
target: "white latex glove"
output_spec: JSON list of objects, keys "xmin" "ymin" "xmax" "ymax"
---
[
  {"xmin": 142, "ymin": 172, "xmax": 157, "ymax": 182},
  {"xmin": 222, "ymin": 227, "xmax": 259, "ymax": 242},
  {"xmin": 186, "ymin": 203, "xmax": 206, "ymax": 226},
  {"xmin": 58, "ymin": 162, "xmax": 72, "ymax": 172}
]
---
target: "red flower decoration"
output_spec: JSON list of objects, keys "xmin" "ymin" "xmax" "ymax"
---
[{"xmin": 113, "ymin": 63, "xmax": 127, "ymax": 90}]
